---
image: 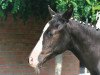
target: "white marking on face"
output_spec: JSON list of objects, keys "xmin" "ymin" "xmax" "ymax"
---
[{"xmin": 29, "ymin": 23, "xmax": 50, "ymax": 68}]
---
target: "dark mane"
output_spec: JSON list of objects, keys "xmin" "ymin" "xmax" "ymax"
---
[{"xmin": 68, "ymin": 19, "xmax": 100, "ymax": 38}]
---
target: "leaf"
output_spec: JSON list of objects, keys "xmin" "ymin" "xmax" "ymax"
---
[
  {"xmin": 91, "ymin": 14, "xmax": 96, "ymax": 22},
  {"xmin": 93, "ymin": 5, "xmax": 100, "ymax": 10},
  {"xmin": 2, "ymin": 3, "xmax": 7, "ymax": 9},
  {"xmin": 11, "ymin": 0, "xmax": 20, "ymax": 14},
  {"xmin": 9, "ymin": 0, "xmax": 13, "ymax": 2},
  {"xmin": 0, "ymin": 0, "xmax": 3, "ymax": 5},
  {"xmin": 70, "ymin": 1, "xmax": 77, "ymax": 7},
  {"xmin": 86, "ymin": 0, "xmax": 92, "ymax": 5},
  {"xmin": 0, "ymin": 9, "xmax": 6, "ymax": 19},
  {"xmin": 84, "ymin": 7, "xmax": 90, "ymax": 18}
]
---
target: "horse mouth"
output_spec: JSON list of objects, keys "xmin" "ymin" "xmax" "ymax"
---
[
  {"xmin": 33, "ymin": 66, "xmax": 40, "ymax": 75},
  {"xmin": 29, "ymin": 62, "xmax": 41, "ymax": 75},
  {"xmin": 31, "ymin": 61, "xmax": 47, "ymax": 75},
  {"xmin": 29, "ymin": 57, "xmax": 46, "ymax": 74},
  {"xmin": 29, "ymin": 53, "xmax": 52, "ymax": 74}
]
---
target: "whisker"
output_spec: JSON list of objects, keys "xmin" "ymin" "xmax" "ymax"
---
[{"xmin": 34, "ymin": 67, "xmax": 40, "ymax": 75}]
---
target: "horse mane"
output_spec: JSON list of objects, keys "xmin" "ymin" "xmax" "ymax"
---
[{"xmin": 68, "ymin": 18, "xmax": 100, "ymax": 39}]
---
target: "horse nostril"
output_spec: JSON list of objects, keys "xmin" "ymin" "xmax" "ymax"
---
[
  {"xmin": 30, "ymin": 57, "xmax": 33, "ymax": 61},
  {"xmin": 29, "ymin": 57, "xmax": 33, "ymax": 64}
]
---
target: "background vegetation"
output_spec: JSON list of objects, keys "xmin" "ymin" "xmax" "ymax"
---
[
  {"xmin": 0, "ymin": 0, "xmax": 100, "ymax": 24},
  {"xmin": 0, "ymin": 0, "xmax": 56, "ymax": 21},
  {"xmin": 56, "ymin": 0, "xmax": 100, "ymax": 24}
]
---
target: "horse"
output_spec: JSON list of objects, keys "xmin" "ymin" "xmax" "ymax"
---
[{"xmin": 29, "ymin": 5, "xmax": 100, "ymax": 75}]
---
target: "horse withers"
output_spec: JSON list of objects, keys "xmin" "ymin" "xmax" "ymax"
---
[{"xmin": 29, "ymin": 5, "xmax": 100, "ymax": 75}]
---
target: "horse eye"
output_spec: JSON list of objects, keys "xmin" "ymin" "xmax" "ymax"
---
[
  {"xmin": 48, "ymin": 31, "xmax": 53, "ymax": 37},
  {"xmin": 54, "ymin": 24, "xmax": 60, "ymax": 28}
]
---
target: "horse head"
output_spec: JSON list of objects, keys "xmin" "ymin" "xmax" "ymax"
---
[{"xmin": 29, "ymin": 5, "xmax": 73, "ymax": 74}]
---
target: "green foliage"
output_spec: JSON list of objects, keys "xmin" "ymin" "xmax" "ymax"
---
[
  {"xmin": 0, "ymin": 0, "xmax": 99, "ymax": 23},
  {"xmin": 56, "ymin": 0, "xmax": 100, "ymax": 24},
  {"xmin": 0, "ymin": 0, "xmax": 56, "ymax": 21},
  {"xmin": 0, "ymin": 0, "xmax": 20, "ymax": 19}
]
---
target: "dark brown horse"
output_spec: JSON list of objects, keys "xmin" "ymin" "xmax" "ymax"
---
[{"xmin": 29, "ymin": 5, "xmax": 100, "ymax": 75}]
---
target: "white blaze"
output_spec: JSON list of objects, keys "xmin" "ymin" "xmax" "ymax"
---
[{"xmin": 29, "ymin": 23, "xmax": 50, "ymax": 68}]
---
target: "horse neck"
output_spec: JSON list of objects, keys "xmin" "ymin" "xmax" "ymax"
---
[
  {"xmin": 67, "ymin": 19, "xmax": 97, "ymax": 55},
  {"xmin": 67, "ymin": 20, "xmax": 100, "ymax": 74},
  {"xmin": 68, "ymin": 19, "xmax": 97, "ymax": 43}
]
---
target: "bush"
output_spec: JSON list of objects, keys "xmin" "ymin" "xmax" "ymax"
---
[
  {"xmin": 56, "ymin": 0, "xmax": 100, "ymax": 24},
  {"xmin": 0, "ymin": 0, "xmax": 56, "ymax": 21},
  {"xmin": 0, "ymin": 0, "xmax": 100, "ymax": 24}
]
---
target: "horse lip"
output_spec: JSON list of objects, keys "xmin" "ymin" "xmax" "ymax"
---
[
  {"xmin": 38, "ymin": 53, "xmax": 51, "ymax": 67},
  {"xmin": 38, "ymin": 57, "xmax": 46, "ymax": 67},
  {"xmin": 29, "ymin": 62, "xmax": 40, "ymax": 75},
  {"xmin": 29, "ymin": 53, "xmax": 51, "ymax": 70},
  {"xmin": 34, "ymin": 66, "xmax": 40, "ymax": 75}
]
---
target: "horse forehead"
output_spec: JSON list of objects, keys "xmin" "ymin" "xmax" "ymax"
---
[{"xmin": 43, "ymin": 22, "xmax": 50, "ymax": 32}]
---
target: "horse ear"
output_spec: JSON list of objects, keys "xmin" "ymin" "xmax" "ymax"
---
[
  {"xmin": 48, "ymin": 5, "xmax": 56, "ymax": 17},
  {"xmin": 62, "ymin": 5, "xmax": 73, "ymax": 21}
]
